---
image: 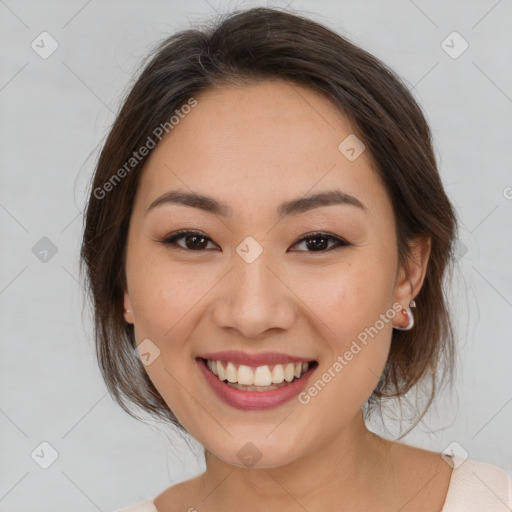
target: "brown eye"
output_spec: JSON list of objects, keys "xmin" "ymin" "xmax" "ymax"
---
[
  {"xmin": 290, "ymin": 232, "xmax": 350, "ymax": 253},
  {"xmin": 161, "ymin": 230, "xmax": 217, "ymax": 251}
]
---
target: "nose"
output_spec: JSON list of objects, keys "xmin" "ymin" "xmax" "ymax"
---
[{"xmin": 211, "ymin": 250, "xmax": 297, "ymax": 339}]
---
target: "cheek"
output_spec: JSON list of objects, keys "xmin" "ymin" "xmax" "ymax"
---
[
  {"xmin": 297, "ymin": 264, "xmax": 394, "ymax": 419},
  {"xmin": 128, "ymin": 258, "xmax": 205, "ymax": 428},
  {"xmin": 292, "ymin": 252, "xmax": 395, "ymax": 349},
  {"xmin": 291, "ymin": 253, "xmax": 395, "ymax": 409},
  {"xmin": 129, "ymin": 252, "xmax": 208, "ymax": 342}
]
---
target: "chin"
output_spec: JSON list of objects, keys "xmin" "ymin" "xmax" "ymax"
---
[{"xmin": 205, "ymin": 432, "xmax": 307, "ymax": 470}]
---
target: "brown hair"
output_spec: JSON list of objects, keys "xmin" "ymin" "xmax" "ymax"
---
[{"xmin": 80, "ymin": 6, "xmax": 459, "ymax": 435}]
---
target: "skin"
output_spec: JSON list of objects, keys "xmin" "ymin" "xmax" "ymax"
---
[{"xmin": 122, "ymin": 80, "xmax": 452, "ymax": 511}]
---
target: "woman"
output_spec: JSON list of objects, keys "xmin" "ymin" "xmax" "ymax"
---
[{"xmin": 80, "ymin": 6, "xmax": 512, "ymax": 511}]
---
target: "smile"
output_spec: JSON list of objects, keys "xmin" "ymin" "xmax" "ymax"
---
[
  {"xmin": 205, "ymin": 359, "xmax": 310, "ymax": 391},
  {"xmin": 196, "ymin": 353, "xmax": 318, "ymax": 410}
]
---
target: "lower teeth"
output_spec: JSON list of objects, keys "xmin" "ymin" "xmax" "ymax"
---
[{"xmin": 223, "ymin": 379, "xmax": 297, "ymax": 391}]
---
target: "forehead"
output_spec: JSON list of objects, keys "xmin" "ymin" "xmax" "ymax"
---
[{"xmin": 136, "ymin": 80, "xmax": 392, "ymax": 222}]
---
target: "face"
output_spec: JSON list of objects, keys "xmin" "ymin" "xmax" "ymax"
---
[{"xmin": 123, "ymin": 80, "xmax": 428, "ymax": 468}]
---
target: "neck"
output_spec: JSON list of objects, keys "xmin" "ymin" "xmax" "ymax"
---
[{"xmin": 197, "ymin": 411, "xmax": 394, "ymax": 511}]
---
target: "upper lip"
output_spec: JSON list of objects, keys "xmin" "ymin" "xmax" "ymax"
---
[{"xmin": 197, "ymin": 350, "xmax": 315, "ymax": 367}]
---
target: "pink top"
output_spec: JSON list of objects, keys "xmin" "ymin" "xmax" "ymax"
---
[{"xmin": 116, "ymin": 456, "xmax": 512, "ymax": 511}]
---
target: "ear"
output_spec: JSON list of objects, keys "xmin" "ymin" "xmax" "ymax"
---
[
  {"xmin": 392, "ymin": 236, "xmax": 431, "ymax": 329},
  {"xmin": 123, "ymin": 290, "xmax": 134, "ymax": 324}
]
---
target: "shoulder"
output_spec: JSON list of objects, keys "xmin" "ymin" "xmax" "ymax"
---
[
  {"xmin": 442, "ymin": 455, "xmax": 512, "ymax": 511},
  {"xmin": 383, "ymin": 440, "xmax": 512, "ymax": 511},
  {"xmin": 383, "ymin": 441, "xmax": 454, "ymax": 510},
  {"xmin": 387, "ymin": 441, "xmax": 512, "ymax": 509}
]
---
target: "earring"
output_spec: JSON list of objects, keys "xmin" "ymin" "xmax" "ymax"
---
[
  {"xmin": 125, "ymin": 309, "xmax": 132, "ymax": 313},
  {"xmin": 394, "ymin": 299, "xmax": 415, "ymax": 331}
]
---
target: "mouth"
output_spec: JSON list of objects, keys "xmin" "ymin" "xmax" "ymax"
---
[
  {"xmin": 196, "ymin": 354, "xmax": 318, "ymax": 410},
  {"xmin": 201, "ymin": 358, "xmax": 314, "ymax": 391}
]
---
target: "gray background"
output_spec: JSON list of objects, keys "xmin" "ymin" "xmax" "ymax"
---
[{"xmin": 1, "ymin": 0, "xmax": 511, "ymax": 510}]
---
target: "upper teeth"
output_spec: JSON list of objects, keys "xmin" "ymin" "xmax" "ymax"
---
[{"xmin": 206, "ymin": 360, "xmax": 309, "ymax": 386}]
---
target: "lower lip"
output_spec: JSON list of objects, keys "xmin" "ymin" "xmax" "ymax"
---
[{"xmin": 196, "ymin": 358, "xmax": 317, "ymax": 410}]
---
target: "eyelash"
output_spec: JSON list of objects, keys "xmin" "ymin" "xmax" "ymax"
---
[{"xmin": 159, "ymin": 229, "xmax": 351, "ymax": 253}]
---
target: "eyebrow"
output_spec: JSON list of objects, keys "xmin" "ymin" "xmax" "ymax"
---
[{"xmin": 146, "ymin": 188, "xmax": 367, "ymax": 217}]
